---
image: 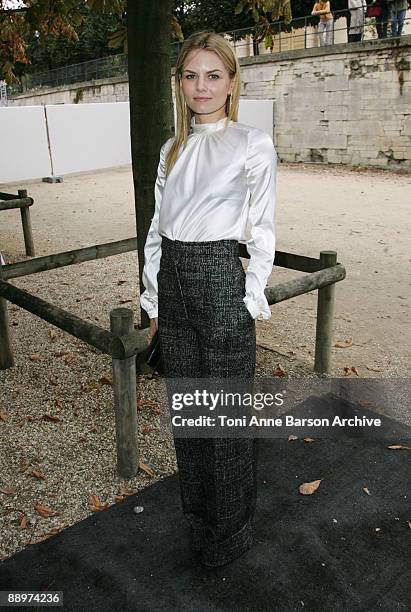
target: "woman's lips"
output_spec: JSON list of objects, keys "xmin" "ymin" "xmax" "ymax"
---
[{"xmin": 194, "ymin": 97, "xmax": 211, "ymax": 100}]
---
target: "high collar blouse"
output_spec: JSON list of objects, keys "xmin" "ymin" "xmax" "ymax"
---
[{"xmin": 140, "ymin": 115, "xmax": 277, "ymax": 320}]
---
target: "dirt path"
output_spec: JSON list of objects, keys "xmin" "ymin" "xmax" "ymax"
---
[{"xmin": 1, "ymin": 163, "xmax": 410, "ymax": 377}]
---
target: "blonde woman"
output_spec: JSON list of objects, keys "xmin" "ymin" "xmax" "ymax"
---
[
  {"xmin": 312, "ymin": 0, "xmax": 334, "ymax": 46},
  {"xmin": 140, "ymin": 31, "xmax": 277, "ymax": 567}
]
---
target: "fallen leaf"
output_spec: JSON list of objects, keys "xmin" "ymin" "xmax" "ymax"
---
[
  {"xmin": 334, "ymin": 337, "xmax": 353, "ymax": 348},
  {"xmin": 114, "ymin": 495, "xmax": 125, "ymax": 503},
  {"xmin": 117, "ymin": 280, "xmax": 127, "ymax": 285},
  {"xmin": 119, "ymin": 299, "xmax": 133, "ymax": 304},
  {"xmin": 33, "ymin": 502, "xmax": 60, "ymax": 518},
  {"xmin": 299, "ymin": 479, "xmax": 322, "ymax": 495},
  {"xmin": 0, "ymin": 409, "xmax": 8, "ymax": 421},
  {"xmin": 0, "ymin": 487, "xmax": 17, "ymax": 495},
  {"xmin": 358, "ymin": 400, "xmax": 377, "ymax": 409},
  {"xmin": 53, "ymin": 350, "xmax": 70, "ymax": 357},
  {"xmin": 29, "ymin": 353, "xmax": 43, "ymax": 361},
  {"xmin": 99, "ymin": 375, "xmax": 112, "ymax": 385},
  {"xmin": 29, "ymin": 470, "xmax": 47, "ymax": 482},
  {"xmin": 139, "ymin": 461, "xmax": 154, "ymax": 478},
  {"xmin": 303, "ymin": 437, "xmax": 315, "ymax": 443},
  {"xmin": 42, "ymin": 414, "xmax": 61, "ymax": 422},
  {"xmin": 288, "ymin": 434, "xmax": 298, "ymax": 441},
  {"xmin": 118, "ymin": 485, "xmax": 135, "ymax": 497},
  {"xmin": 363, "ymin": 486, "xmax": 371, "ymax": 495},
  {"xmin": 19, "ymin": 458, "xmax": 30, "ymax": 472},
  {"xmin": 88, "ymin": 494, "xmax": 109, "ymax": 512},
  {"xmin": 18, "ymin": 514, "xmax": 28, "ymax": 529},
  {"xmin": 343, "ymin": 366, "xmax": 360, "ymax": 376},
  {"xmin": 273, "ymin": 363, "xmax": 287, "ymax": 377},
  {"xmin": 386, "ymin": 444, "xmax": 411, "ymax": 450},
  {"xmin": 28, "ymin": 528, "xmax": 62, "ymax": 544}
]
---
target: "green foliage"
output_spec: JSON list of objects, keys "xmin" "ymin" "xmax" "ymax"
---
[{"xmin": 24, "ymin": 4, "xmax": 124, "ymax": 73}]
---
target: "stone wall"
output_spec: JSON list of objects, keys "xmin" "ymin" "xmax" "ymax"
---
[
  {"xmin": 10, "ymin": 36, "xmax": 411, "ymax": 169},
  {"xmin": 239, "ymin": 37, "xmax": 410, "ymax": 168}
]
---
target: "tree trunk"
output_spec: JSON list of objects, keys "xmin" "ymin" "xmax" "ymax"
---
[{"xmin": 127, "ymin": 0, "xmax": 174, "ymax": 330}]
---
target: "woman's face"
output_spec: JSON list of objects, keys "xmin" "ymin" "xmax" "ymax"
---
[{"xmin": 180, "ymin": 48, "xmax": 234, "ymax": 124}]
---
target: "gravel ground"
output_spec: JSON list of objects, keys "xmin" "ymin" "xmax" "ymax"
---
[{"xmin": 0, "ymin": 162, "xmax": 409, "ymax": 561}]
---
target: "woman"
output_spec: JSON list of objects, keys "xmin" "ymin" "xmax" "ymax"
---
[
  {"xmin": 348, "ymin": 0, "xmax": 366, "ymax": 42},
  {"xmin": 140, "ymin": 31, "xmax": 277, "ymax": 568},
  {"xmin": 311, "ymin": 0, "xmax": 334, "ymax": 46}
]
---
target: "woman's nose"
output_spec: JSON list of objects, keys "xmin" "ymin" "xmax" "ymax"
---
[{"xmin": 196, "ymin": 76, "xmax": 208, "ymax": 91}]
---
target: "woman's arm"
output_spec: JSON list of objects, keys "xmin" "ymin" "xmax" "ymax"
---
[
  {"xmin": 311, "ymin": 3, "xmax": 319, "ymax": 14},
  {"xmin": 244, "ymin": 129, "xmax": 277, "ymax": 320},
  {"xmin": 313, "ymin": 1, "xmax": 331, "ymax": 13},
  {"xmin": 140, "ymin": 139, "xmax": 170, "ymax": 320}
]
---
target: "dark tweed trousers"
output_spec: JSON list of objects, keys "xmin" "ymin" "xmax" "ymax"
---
[{"xmin": 157, "ymin": 236, "xmax": 258, "ymax": 567}]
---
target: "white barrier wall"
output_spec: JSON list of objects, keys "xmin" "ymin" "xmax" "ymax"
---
[
  {"xmin": 46, "ymin": 102, "xmax": 131, "ymax": 176},
  {"xmin": 0, "ymin": 106, "xmax": 52, "ymax": 183},
  {"xmin": 0, "ymin": 100, "xmax": 274, "ymax": 184}
]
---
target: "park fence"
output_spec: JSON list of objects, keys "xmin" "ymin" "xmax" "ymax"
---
[{"xmin": 0, "ymin": 197, "xmax": 346, "ymax": 476}]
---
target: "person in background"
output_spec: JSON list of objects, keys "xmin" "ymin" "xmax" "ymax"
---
[
  {"xmin": 388, "ymin": 0, "xmax": 409, "ymax": 36},
  {"xmin": 376, "ymin": 0, "xmax": 389, "ymax": 38},
  {"xmin": 312, "ymin": 0, "xmax": 335, "ymax": 46},
  {"xmin": 348, "ymin": 0, "xmax": 366, "ymax": 41}
]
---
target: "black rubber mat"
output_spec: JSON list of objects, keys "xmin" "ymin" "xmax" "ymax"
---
[{"xmin": 1, "ymin": 393, "xmax": 410, "ymax": 611}]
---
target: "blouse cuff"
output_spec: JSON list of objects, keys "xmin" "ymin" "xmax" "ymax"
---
[
  {"xmin": 140, "ymin": 290, "xmax": 158, "ymax": 319},
  {"xmin": 243, "ymin": 292, "xmax": 272, "ymax": 320}
]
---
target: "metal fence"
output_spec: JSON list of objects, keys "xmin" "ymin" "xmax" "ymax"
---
[{"xmin": 6, "ymin": 6, "xmax": 410, "ymax": 98}]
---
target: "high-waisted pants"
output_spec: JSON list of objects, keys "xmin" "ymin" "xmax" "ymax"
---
[{"xmin": 157, "ymin": 236, "xmax": 258, "ymax": 567}]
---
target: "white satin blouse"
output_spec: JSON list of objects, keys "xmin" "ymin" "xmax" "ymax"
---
[{"xmin": 140, "ymin": 115, "xmax": 277, "ymax": 320}]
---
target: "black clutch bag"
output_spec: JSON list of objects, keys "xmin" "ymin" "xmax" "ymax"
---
[{"xmin": 146, "ymin": 330, "xmax": 164, "ymax": 374}]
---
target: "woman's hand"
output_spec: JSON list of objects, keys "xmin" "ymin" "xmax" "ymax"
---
[{"xmin": 147, "ymin": 317, "xmax": 158, "ymax": 345}]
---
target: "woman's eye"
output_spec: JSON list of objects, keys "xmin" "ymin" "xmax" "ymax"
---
[{"xmin": 184, "ymin": 74, "xmax": 220, "ymax": 79}]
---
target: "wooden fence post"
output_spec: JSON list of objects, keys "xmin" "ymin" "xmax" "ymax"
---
[
  {"xmin": 18, "ymin": 189, "xmax": 35, "ymax": 257},
  {"xmin": 0, "ymin": 262, "xmax": 14, "ymax": 369},
  {"xmin": 314, "ymin": 250, "xmax": 337, "ymax": 375},
  {"xmin": 110, "ymin": 307, "xmax": 139, "ymax": 478}
]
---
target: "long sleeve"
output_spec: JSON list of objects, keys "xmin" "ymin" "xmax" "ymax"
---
[
  {"xmin": 140, "ymin": 139, "xmax": 170, "ymax": 319},
  {"xmin": 243, "ymin": 129, "xmax": 277, "ymax": 320}
]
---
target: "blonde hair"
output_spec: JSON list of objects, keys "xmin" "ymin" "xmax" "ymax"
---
[{"xmin": 165, "ymin": 30, "xmax": 241, "ymax": 177}]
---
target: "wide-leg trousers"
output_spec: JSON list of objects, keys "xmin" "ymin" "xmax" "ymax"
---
[{"xmin": 157, "ymin": 236, "xmax": 258, "ymax": 567}]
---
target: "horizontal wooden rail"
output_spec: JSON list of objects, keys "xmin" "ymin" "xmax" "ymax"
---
[
  {"xmin": 0, "ymin": 197, "xmax": 34, "ymax": 210},
  {"xmin": 2, "ymin": 238, "xmax": 138, "ymax": 280},
  {"xmin": 0, "ymin": 262, "xmax": 345, "ymax": 359},
  {"xmin": 0, "ymin": 279, "xmax": 148, "ymax": 359},
  {"xmin": 265, "ymin": 264, "xmax": 346, "ymax": 304},
  {"xmin": 0, "ymin": 191, "xmax": 24, "ymax": 200},
  {"xmin": 238, "ymin": 243, "xmax": 327, "ymax": 273},
  {"xmin": 2, "ymin": 238, "xmax": 331, "ymax": 281}
]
